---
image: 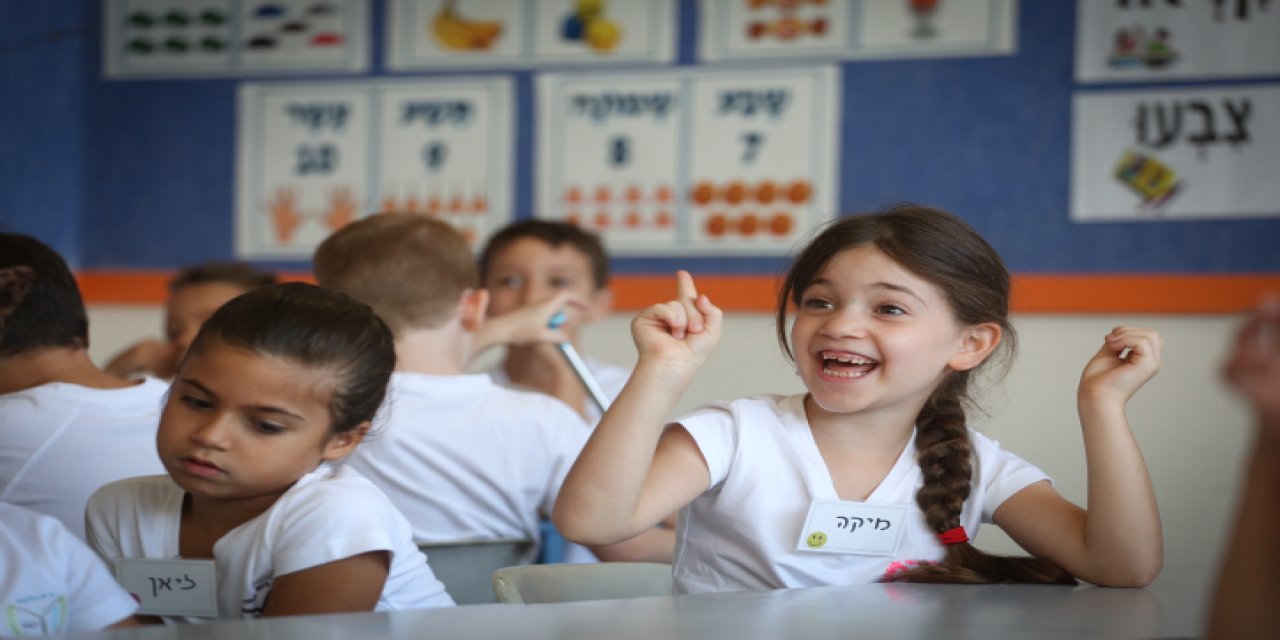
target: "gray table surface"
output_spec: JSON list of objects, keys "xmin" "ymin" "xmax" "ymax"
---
[{"xmin": 69, "ymin": 562, "xmax": 1212, "ymax": 639}]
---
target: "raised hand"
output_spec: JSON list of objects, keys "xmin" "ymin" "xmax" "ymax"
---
[
  {"xmin": 1079, "ymin": 326, "xmax": 1163, "ymax": 405},
  {"xmin": 631, "ymin": 270, "xmax": 722, "ymax": 374},
  {"xmin": 1223, "ymin": 295, "xmax": 1280, "ymax": 431}
]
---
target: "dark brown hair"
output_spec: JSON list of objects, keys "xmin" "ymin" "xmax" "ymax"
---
[
  {"xmin": 776, "ymin": 205, "xmax": 1075, "ymax": 585},
  {"xmin": 313, "ymin": 213, "xmax": 477, "ymax": 333},
  {"xmin": 188, "ymin": 283, "xmax": 395, "ymax": 435},
  {"xmin": 170, "ymin": 262, "xmax": 277, "ymax": 293},
  {"xmin": 478, "ymin": 219, "xmax": 609, "ymax": 290},
  {"xmin": 0, "ymin": 232, "xmax": 89, "ymax": 358}
]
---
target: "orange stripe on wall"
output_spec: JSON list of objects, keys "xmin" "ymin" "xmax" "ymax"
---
[{"xmin": 77, "ymin": 271, "xmax": 1280, "ymax": 314}]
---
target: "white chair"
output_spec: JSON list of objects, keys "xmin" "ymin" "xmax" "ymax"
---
[
  {"xmin": 418, "ymin": 538, "xmax": 534, "ymax": 605},
  {"xmin": 491, "ymin": 562, "xmax": 673, "ymax": 604}
]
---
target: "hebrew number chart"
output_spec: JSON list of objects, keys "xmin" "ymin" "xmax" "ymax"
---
[{"xmin": 537, "ymin": 66, "xmax": 838, "ymax": 256}]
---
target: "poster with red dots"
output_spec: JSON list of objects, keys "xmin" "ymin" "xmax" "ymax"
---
[
  {"xmin": 536, "ymin": 66, "xmax": 838, "ymax": 255},
  {"xmin": 104, "ymin": 0, "xmax": 369, "ymax": 78},
  {"xmin": 236, "ymin": 77, "xmax": 512, "ymax": 258},
  {"xmin": 698, "ymin": 0, "xmax": 1015, "ymax": 63},
  {"xmin": 386, "ymin": 0, "xmax": 674, "ymax": 70}
]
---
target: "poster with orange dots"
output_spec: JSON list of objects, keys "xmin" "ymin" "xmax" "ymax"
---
[
  {"xmin": 104, "ymin": 0, "xmax": 369, "ymax": 78},
  {"xmin": 699, "ymin": 0, "xmax": 1015, "ymax": 63},
  {"xmin": 236, "ymin": 77, "xmax": 512, "ymax": 258},
  {"xmin": 536, "ymin": 66, "xmax": 838, "ymax": 255}
]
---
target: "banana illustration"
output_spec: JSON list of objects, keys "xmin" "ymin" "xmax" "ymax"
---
[{"xmin": 431, "ymin": 2, "xmax": 503, "ymax": 51}]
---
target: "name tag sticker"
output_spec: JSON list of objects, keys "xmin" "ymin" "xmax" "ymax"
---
[
  {"xmin": 796, "ymin": 500, "xmax": 908, "ymax": 556},
  {"xmin": 115, "ymin": 558, "xmax": 218, "ymax": 617}
]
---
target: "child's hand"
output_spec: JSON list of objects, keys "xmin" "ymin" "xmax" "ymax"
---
[
  {"xmin": 1078, "ymin": 326, "xmax": 1163, "ymax": 405},
  {"xmin": 632, "ymin": 270, "xmax": 722, "ymax": 374},
  {"xmin": 474, "ymin": 290, "xmax": 585, "ymax": 354},
  {"xmin": 1223, "ymin": 295, "xmax": 1280, "ymax": 432}
]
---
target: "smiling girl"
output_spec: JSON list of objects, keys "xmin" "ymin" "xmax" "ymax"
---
[
  {"xmin": 554, "ymin": 205, "xmax": 1163, "ymax": 592},
  {"xmin": 87, "ymin": 283, "xmax": 453, "ymax": 623}
]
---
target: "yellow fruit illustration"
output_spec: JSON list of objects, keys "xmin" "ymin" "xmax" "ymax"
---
[
  {"xmin": 584, "ymin": 19, "xmax": 621, "ymax": 51},
  {"xmin": 431, "ymin": 2, "xmax": 503, "ymax": 51}
]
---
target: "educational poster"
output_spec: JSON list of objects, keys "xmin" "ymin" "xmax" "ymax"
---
[
  {"xmin": 1071, "ymin": 85, "xmax": 1280, "ymax": 222},
  {"xmin": 385, "ymin": 0, "xmax": 675, "ymax": 70},
  {"xmin": 537, "ymin": 67, "xmax": 839, "ymax": 256},
  {"xmin": 103, "ymin": 0, "xmax": 369, "ymax": 78},
  {"xmin": 1076, "ymin": 1, "xmax": 1280, "ymax": 83},
  {"xmin": 237, "ymin": 78, "xmax": 512, "ymax": 258},
  {"xmin": 698, "ymin": 0, "xmax": 1016, "ymax": 62}
]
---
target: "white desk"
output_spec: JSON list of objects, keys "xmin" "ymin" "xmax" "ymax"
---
[{"xmin": 70, "ymin": 564, "xmax": 1211, "ymax": 639}]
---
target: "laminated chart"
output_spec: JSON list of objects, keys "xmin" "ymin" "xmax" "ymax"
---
[
  {"xmin": 104, "ymin": 0, "xmax": 369, "ymax": 77},
  {"xmin": 537, "ymin": 66, "xmax": 838, "ymax": 256},
  {"xmin": 1071, "ymin": 84, "xmax": 1280, "ymax": 222},
  {"xmin": 386, "ymin": 0, "xmax": 674, "ymax": 70},
  {"xmin": 236, "ymin": 77, "xmax": 512, "ymax": 258},
  {"xmin": 1076, "ymin": 0, "xmax": 1280, "ymax": 83},
  {"xmin": 698, "ymin": 0, "xmax": 1015, "ymax": 62}
]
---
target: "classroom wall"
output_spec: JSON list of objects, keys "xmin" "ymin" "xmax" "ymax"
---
[{"xmin": 87, "ymin": 304, "xmax": 1253, "ymax": 583}]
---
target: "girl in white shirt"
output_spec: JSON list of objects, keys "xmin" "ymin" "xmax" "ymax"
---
[
  {"xmin": 87, "ymin": 283, "xmax": 453, "ymax": 623},
  {"xmin": 555, "ymin": 205, "xmax": 1163, "ymax": 591}
]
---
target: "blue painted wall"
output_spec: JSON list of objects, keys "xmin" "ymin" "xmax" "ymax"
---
[{"xmin": 2, "ymin": 1, "xmax": 1277, "ymax": 274}]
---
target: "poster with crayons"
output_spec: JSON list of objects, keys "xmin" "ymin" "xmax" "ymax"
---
[
  {"xmin": 236, "ymin": 77, "xmax": 512, "ymax": 258},
  {"xmin": 103, "ymin": 0, "xmax": 369, "ymax": 78},
  {"xmin": 537, "ymin": 66, "xmax": 838, "ymax": 255},
  {"xmin": 385, "ymin": 0, "xmax": 674, "ymax": 70},
  {"xmin": 698, "ymin": 0, "xmax": 1015, "ymax": 62},
  {"xmin": 1076, "ymin": 0, "xmax": 1280, "ymax": 83},
  {"xmin": 1071, "ymin": 84, "xmax": 1280, "ymax": 222}
]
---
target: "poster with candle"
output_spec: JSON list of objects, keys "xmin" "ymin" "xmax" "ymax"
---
[
  {"xmin": 236, "ymin": 77, "xmax": 512, "ymax": 258},
  {"xmin": 537, "ymin": 66, "xmax": 838, "ymax": 255},
  {"xmin": 104, "ymin": 0, "xmax": 369, "ymax": 78},
  {"xmin": 698, "ymin": 0, "xmax": 1015, "ymax": 62}
]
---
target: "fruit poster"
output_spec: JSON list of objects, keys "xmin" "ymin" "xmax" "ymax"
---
[
  {"xmin": 103, "ymin": 0, "xmax": 369, "ymax": 78},
  {"xmin": 1076, "ymin": 1, "xmax": 1280, "ymax": 83},
  {"xmin": 385, "ymin": 0, "xmax": 674, "ymax": 69},
  {"xmin": 236, "ymin": 77, "xmax": 513, "ymax": 258},
  {"xmin": 536, "ymin": 66, "xmax": 839, "ymax": 256},
  {"xmin": 698, "ymin": 0, "xmax": 1015, "ymax": 62},
  {"xmin": 1071, "ymin": 84, "xmax": 1280, "ymax": 222}
]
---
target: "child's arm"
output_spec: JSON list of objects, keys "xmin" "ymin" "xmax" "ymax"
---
[
  {"xmin": 1208, "ymin": 298, "xmax": 1280, "ymax": 639},
  {"xmin": 104, "ymin": 338, "xmax": 179, "ymax": 379},
  {"xmin": 993, "ymin": 326, "xmax": 1164, "ymax": 587},
  {"xmin": 470, "ymin": 290, "xmax": 584, "ymax": 358},
  {"xmin": 260, "ymin": 551, "xmax": 390, "ymax": 616},
  {"xmin": 553, "ymin": 272, "xmax": 722, "ymax": 546}
]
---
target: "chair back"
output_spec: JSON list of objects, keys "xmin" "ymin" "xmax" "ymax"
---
[
  {"xmin": 491, "ymin": 562, "xmax": 673, "ymax": 604},
  {"xmin": 419, "ymin": 538, "xmax": 534, "ymax": 605}
]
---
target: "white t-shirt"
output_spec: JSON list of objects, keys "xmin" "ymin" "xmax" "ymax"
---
[
  {"xmin": 84, "ymin": 465, "xmax": 454, "ymax": 623},
  {"xmin": 0, "ymin": 502, "xmax": 137, "ymax": 635},
  {"xmin": 0, "ymin": 378, "xmax": 168, "ymax": 539},
  {"xmin": 672, "ymin": 394, "xmax": 1051, "ymax": 595},
  {"xmin": 348, "ymin": 373, "xmax": 590, "ymax": 563},
  {"xmin": 489, "ymin": 355, "xmax": 630, "ymax": 424}
]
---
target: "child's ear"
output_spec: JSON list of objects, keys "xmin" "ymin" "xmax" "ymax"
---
[
  {"xmin": 948, "ymin": 323, "xmax": 1002, "ymax": 372},
  {"xmin": 459, "ymin": 288, "xmax": 490, "ymax": 333},
  {"xmin": 321, "ymin": 422, "xmax": 369, "ymax": 462},
  {"xmin": 584, "ymin": 287, "xmax": 614, "ymax": 323}
]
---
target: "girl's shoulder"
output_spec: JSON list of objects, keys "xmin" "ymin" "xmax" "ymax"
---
[
  {"xmin": 89, "ymin": 474, "xmax": 178, "ymax": 510},
  {"xmin": 272, "ymin": 465, "xmax": 398, "ymax": 520}
]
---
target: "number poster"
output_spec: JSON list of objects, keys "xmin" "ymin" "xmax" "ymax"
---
[
  {"xmin": 385, "ymin": 0, "xmax": 674, "ymax": 70},
  {"xmin": 698, "ymin": 0, "xmax": 1015, "ymax": 62},
  {"xmin": 537, "ymin": 66, "xmax": 839, "ymax": 256},
  {"xmin": 236, "ymin": 77, "xmax": 512, "ymax": 258},
  {"xmin": 1076, "ymin": 0, "xmax": 1280, "ymax": 83},
  {"xmin": 1071, "ymin": 84, "xmax": 1280, "ymax": 222},
  {"xmin": 104, "ymin": 0, "xmax": 369, "ymax": 78}
]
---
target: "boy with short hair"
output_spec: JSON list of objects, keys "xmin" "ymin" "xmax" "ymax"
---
[
  {"xmin": 314, "ymin": 213, "xmax": 671, "ymax": 563},
  {"xmin": 0, "ymin": 232, "xmax": 167, "ymax": 540},
  {"xmin": 478, "ymin": 220, "xmax": 629, "ymax": 423}
]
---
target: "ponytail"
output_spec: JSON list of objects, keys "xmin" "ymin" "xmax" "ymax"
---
[{"xmin": 886, "ymin": 376, "xmax": 1075, "ymax": 585}]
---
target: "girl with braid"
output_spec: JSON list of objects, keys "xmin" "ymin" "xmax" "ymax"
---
[{"xmin": 554, "ymin": 205, "xmax": 1163, "ymax": 592}]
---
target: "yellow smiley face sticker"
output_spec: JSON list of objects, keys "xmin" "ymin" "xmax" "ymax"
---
[{"xmin": 806, "ymin": 531, "xmax": 828, "ymax": 548}]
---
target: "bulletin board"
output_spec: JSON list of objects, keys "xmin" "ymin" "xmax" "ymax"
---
[{"xmin": 20, "ymin": 0, "xmax": 1280, "ymax": 313}]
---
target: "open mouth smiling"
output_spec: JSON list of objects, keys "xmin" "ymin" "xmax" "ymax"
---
[{"xmin": 819, "ymin": 350, "xmax": 879, "ymax": 379}]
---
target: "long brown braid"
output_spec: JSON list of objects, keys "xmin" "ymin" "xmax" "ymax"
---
[{"xmin": 777, "ymin": 205, "xmax": 1075, "ymax": 585}]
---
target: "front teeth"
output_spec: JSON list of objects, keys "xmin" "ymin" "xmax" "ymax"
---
[{"xmin": 821, "ymin": 351, "xmax": 874, "ymax": 365}]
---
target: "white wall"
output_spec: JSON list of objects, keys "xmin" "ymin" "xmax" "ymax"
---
[{"xmin": 89, "ymin": 306, "xmax": 1251, "ymax": 585}]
